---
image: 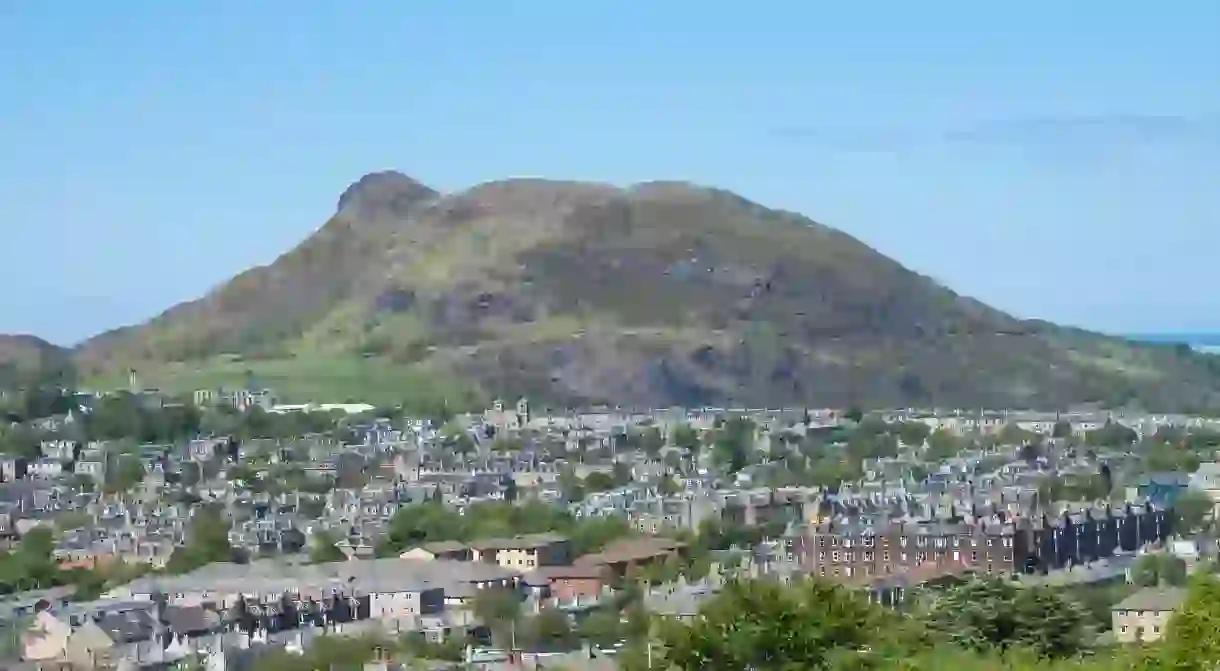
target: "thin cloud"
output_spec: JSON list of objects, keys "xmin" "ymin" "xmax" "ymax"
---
[
  {"xmin": 943, "ymin": 114, "xmax": 1220, "ymax": 147},
  {"xmin": 771, "ymin": 113, "xmax": 1220, "ymax": 153}
]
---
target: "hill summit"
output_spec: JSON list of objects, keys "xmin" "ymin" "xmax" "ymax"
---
[{"xmin": 45, "ymin": 171, "xmax": 1220, "ymax": 410}]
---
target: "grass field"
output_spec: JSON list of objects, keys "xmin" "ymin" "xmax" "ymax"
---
[{"xmin": 81, "ymin": 354, "xmax": 482, "ymax": 409}]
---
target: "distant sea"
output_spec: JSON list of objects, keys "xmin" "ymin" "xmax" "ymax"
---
[{"xmin": 1128, "ymin": 333, "xmax": 1220, "ymax": 353}]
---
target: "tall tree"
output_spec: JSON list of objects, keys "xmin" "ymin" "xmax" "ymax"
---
[
  {"xmin": 671, "ymin": 423, "xmax": 701, "ymax": 454},
  {"xmin": 1052, "ymin": 420, "xmax": 1074, "ymax": 439},
  {"xmin": 640, "ymin": 426, "xmax": 665, "ymax": 458},
  {"xmin": 308, "ymin": 530, "xmax": 347, "ymax": 564},
  {"xmin": 925, "ymin": 577, "xmax": 1090, "ymax": 659},
  {"xmin": 925, "ymin": 428, "xmax": 961, "ymax": 462},
  {"xmin": 1159, "ymin": 575, "xmax": 1220, "ymax": 668},
  {"xmin": 712, "ymin": 417, "xmax": 754, "ymax": 475},
  {"xmin": 1174, "ymin": 488, "xmax": 1214, "ymax": 534},
  {"xmin": 1132, "ymin": 552, "xmax": 1188, "ymax": 587},
  {"xmin": 166, "ymin": 507, "xmax": 234, "ymax": 574},
  {"xmin": 643, "ymin": 577, "xmax": 902, "ymax": 670},
  {"xmin": 473, "ymin": 586, "xmax": 522, "ymax": 648},
  {"xmin": 897, "ymin": 421, "xmax": 931, "ymax": 447}
]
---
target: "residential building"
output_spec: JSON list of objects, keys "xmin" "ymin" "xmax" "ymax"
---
[
  {"xmin": 399, "ymin": 540, "xmax": 471, "ymax": 562},
  {"xmin": 574, "ymin": 537, "xmax": 687, "ymax": 579},
  {"xmin": 809, "ymin": 519, "xmax": 1023, "ymax": 580},
  {"xmin": 1112, "ymin": 587, "xmax": 1187, "ymax": 643},
  {"xmin": 469, "ymin": 533, "xmax": 570, "ymax": 570},
  {"xmin": 807, "ymin": 502, "xmax": 1171, "ymax": 581},
  {"xmin": 529, "ymin": 564, "xmax": 610, "ymax": 603}
]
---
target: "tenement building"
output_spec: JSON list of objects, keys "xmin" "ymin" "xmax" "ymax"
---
[{"xmin": 806, "ymin": 501, "xmax": 1171, "ymax": 580}]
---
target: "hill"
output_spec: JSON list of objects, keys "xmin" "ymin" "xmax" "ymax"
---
[
  {"xmin": 0, "ymin": 335, "xmax": 73, "ymax": 391},
  {"xmin": 69, "ymin": 171, "xmax": 1220, "ymax": 411}
]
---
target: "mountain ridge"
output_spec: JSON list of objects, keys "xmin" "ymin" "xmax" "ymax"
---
[{"xmin": 7, "ymin": 171, "xmax": 1220, "ymax": 411}]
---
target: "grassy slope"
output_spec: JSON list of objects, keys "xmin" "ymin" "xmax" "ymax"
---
[{"xmin": 82, "ymin": 355, "xmax": 477, "ymax": 407}]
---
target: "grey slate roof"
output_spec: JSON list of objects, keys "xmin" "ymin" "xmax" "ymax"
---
[{"xmin": 1112, "ymin": 586, "xmax": 1187, "ymax": 612}]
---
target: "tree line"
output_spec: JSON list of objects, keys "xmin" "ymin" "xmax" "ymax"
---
[
  {"xmin": 0, "ymin": 527, "xmax": 151, "ymax": 601},
  {"xmin": 618, "ymin": 572, "xmax": 1220, "ymax": 670},
  {"xmin": 0, "ymin": 391, "xmax": 354, "ymax": 461},
  {"xmin": 375, "ymin": 500, "xmax": 634, "ymax": 558}
]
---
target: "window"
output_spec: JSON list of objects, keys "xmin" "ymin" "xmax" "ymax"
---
[
  {"xmin": 900, "ymin": 537, "xmax": 909, "ymax": 547},
  {"xmin": 832, "ymin": 551, "xmax": 840, "ymax": 562}
]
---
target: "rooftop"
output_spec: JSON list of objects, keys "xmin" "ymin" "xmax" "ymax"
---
[{"xmin": 1112, "ymin": 586, "xmax": 1187, "ymax": 612}]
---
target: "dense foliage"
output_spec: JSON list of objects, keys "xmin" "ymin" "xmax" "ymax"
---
[
  {"xmin": 650, "ymin": 577, "xmax": 900, "ymax": 670},
  {"xmin": 626, "ymin": 574, "xmax": 1220, "ymax": 671},
  {"xmin": 307, "ymin": 530, "xmax": 346, "ymax": 564},
  {"xmin": 925, "ymin": 578, "xmax": 1090, "ymax": 658},
  {"xmin": 0, "ymin": 342, "xmax": 76, "ymax": 423},
  {"xmin": 165, "ymin": 507, "xmax": 239, "ymax": 574},
  {"xmin": 0, "ymin": 528, "xmax": 72, "ymax": 594},
  {"xmin": 82, "ymin": 393, "xmax": 348, "ymax": 443},
  {"xmin": 0, "ymin": 527, "xmax": 149, "ymax": 600},
  {"xmin": 1131, "ymin": 553, "xmax": 1188, "ymax": 587},
  {"xmin": 375, "ymin": 500, "xmax": 632, "ymax": 557}
]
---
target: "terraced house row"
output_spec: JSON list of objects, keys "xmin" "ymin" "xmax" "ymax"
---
[{"xmin": 804, "ymin": 500, "xmax": 1172, "ymax": 579}]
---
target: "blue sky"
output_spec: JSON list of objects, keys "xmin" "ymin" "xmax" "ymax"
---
[{"xmin": 1, "ymin": 2, "xmax": 1217, "ymax": 344}]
